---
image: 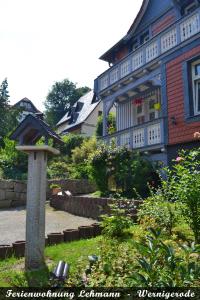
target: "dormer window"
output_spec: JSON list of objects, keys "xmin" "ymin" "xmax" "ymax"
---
[
  {"xmin": 132, "ymin": 40, "xmax": 139, "ymax": 51},
  {"xmin": 140, "ymin": 31, "xmax": 149, "ymax": 45},
  {"xmin": 182, "ymin": 1, "xmax": 198, "ymax": 15}
]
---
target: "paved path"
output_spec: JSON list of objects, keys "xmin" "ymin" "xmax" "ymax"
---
[{"xmin": 0, "ymin": 203, "xmax": 96, "ymax": 244}]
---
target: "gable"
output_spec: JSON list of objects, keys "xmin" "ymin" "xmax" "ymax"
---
[{"xmin": 128, "ymin": 0, "xmax": 174, "ymax": 36}]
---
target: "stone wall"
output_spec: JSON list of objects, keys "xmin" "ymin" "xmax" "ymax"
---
[
  {"xmin": 0, "ymin": 180, "xmax": 27, "ymax": 208},
  {"xmin": 50, "ymin": 195, "xmax": 111, "ymax": 220},
  {"xmin": 50, "ymin": 195, "xmax": 142, "ymax": 220},
  {"xmin": 0, "ymin": 179, "xmax": 96, "ymax": 209}
]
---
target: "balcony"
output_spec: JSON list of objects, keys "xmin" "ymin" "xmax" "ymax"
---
[
  {"xmin": 103, "ymin": 118, "xmax": 164, "ymax": 150},
  {"xmin": 96, "ymin": 8, "xmax": 200, "ymax": 94}
]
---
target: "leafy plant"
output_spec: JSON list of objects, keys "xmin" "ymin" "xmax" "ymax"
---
[
  {"xmin": 48, "ymin": 160, "xmax": 69, "ymax": 179},
  {"xmin": 166, "ymin": 149, "xmax": 200, "ymax": 244},
  {"xmin": 137, "ymin": 193, "xmax": 180, "ymax": 235},
  {"xmin": 49, "ymin": 183, "xmax": 61, "ymax": 189},
  {"xmin": 95, "ymin": 113, "xmax": 116, "ymax": 137},
  {"xmin": 101, "ymin": 202, "xmax": 133, "ymax": 238},
  {"xmin": 69, "ymin": 137, "xmax": 97, "ymax": 179},
  {"xmin": 89, "ymin": 144, "xmax": 155, "ymax": 198},
  {"xmin": 131, "ymin": 228, "xmax": 200, "ymax": 287},
  {"xmin": 0, "ymin": 137, "xmax": 27, "ymax": 179},
  {"xmin": 60, "ymin": 134, "xmax": 85, "ymax": 156},
  {"xmin": 86, "ymin": 228, "xmax": 200, "ymax": 287}
]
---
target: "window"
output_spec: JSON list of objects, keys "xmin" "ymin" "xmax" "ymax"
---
[
  {"xmin": 183, "ymin": 1, "xmax": 197, "ymax": 15},
  {"xmin": 140, "ymin": 31, "xmax": 149, "ymax": 45},
  {"xmin": 132, "ymin": 40, "xmax": 139, "ymax": 51},
  {"xmin": 136, "ymin": 103, "xmax": 145, "ymax": 125},
  {"xmin": 192, "ymin": 60, "xmax": 200, "ymax": 115},
  {"xmin": 148, "ymin": 99, "xmax": 159, "ymax": 121}
]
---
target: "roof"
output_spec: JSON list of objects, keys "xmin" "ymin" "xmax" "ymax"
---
[
  {"xmin": 10, "ymin": 114, "xmax": 63, "ymax": 145},
  {"xmin": 56, "ymin": 91, "xmax": 100, "ymax": 132},
  {"xmin": 13, "ymin": 97, "xmax": 41, "ymax": 113}
]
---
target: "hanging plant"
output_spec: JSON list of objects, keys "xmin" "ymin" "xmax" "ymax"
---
[
  {"xmin": 154, "ymin": 102, "xmax": 161, "ymax": 110},
  {"xmin": 132, "ymin": 98, "xmax": 144, "ymax": 106}
]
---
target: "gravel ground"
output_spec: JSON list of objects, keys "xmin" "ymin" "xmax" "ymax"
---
[{"xmin": 0, "ymin": 203, "xmax": 96, "ymax": 244}]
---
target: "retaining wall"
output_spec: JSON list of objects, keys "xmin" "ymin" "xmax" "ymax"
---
[
  {"xmin": 50, "ymin": 195, "xmax": 142, "ymax": 220},
  {"xmin": 0, "ymin": 179, "xmax": 96, "ymax": 209}
]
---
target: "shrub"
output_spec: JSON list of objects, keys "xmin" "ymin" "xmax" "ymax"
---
[
  {"xmin": 0, "ymin": 137, "xmax": 27, "ymax": 179},
  {"xmin": 167, "ymin": 149, "xmax": 200, "ymax": 244},
  {"xmin": 101, "ymin": 202, "xmax": 133, "ymax": 238},
  {"xmin": 48, "ymin": 159, "xmax": 69, "ymax": 179},
  {"xmin": 95, "ymin": 113, "xmax": 116, "ymax": 137},
  {"xmin": 137, "ymin": 193, "xmax": 181, "ymax": 235},
  {"xmin": 131, "ymin": 228, "xmax": 200, "ymax": 287},
  {"xmin": 86, "ymin": 228, "xmax": 200, "ymax": 287},
  {"xmin": 89, "ymin": 144, "xmax": 155, "ymax": 198},
  {"xmin": 69, "ymin": 137, "xmax": 97, "ymax": 179},
  {"xmin": 60, "ymin": 134, "xmax": 85, "ymax": 156}
]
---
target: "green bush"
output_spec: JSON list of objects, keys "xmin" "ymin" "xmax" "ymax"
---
[
  {"xmin": 86, "ymin": 228, "xmax": 200, "ymax": 287},
  {"xmin": 101, "ymin": 202, "xmax": 133, "ymax": 238},
  {"xmin": 47, "ymin": 159, "xmax": 69, "ymax": 179},
  {"xmin": 95, "ymin": 113, "xmax": 116, "ymax": 137},
  {"xmin": 131, "ymin": 228, "xmax": 200, "ymax": 287},
  {"xmin": 60, "ymin": 134, "xmax": 85, "ymax": 156},
  {"xmin": 69, "ymin": 137, "xmax": 97, "ymax": 179},
  {"xmin": 137, "ymin": 193, "xmax": 181, "ymax": 235},
  {"xmin": 89, "ymin": 144, "xmax": 155, "ymax": 198},
  {"xmin": 166, "ymin": 149, "xmax": 200, "ymax": 244},
  {"xmin": 0, "ymin": 137, "xmax": 27, "ymax": 179}
]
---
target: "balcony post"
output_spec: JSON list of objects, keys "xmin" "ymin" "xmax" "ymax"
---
[
  {"xmin": 144, "ymin": 126, "xmax": 148, "ymax": 147},
  {"xmin": 103, "ymin": 101, "xmax": 108, "ymax": 136}
]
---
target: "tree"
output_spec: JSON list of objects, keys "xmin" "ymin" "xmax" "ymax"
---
[
  {"xmin": 0, "ymin": 78, "xmax": 10, "ymax": 142},
  {"xmin": 96, "ymin": 113, "xmax": 116, "ymax": 137},
  {"xmin": 44, "ymin": 79, "xmax": 91, "ymax": 127}
]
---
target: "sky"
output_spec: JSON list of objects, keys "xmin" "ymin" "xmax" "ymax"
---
[{"xmin": 0, "ymin": 0, "xmax": 142, "ymax": 111}]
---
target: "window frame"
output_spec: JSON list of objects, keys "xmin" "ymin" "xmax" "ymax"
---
[
  {"xmin": 183, "ymin": 56, "xmax": 200, "ymax": 122},
  {"xmin": 192, "ymin": 59, "xmax": 200, "ymax": 115},
  {"xmin": 183, "ymin": 1, "xmax": 197, "ymax": 15}
]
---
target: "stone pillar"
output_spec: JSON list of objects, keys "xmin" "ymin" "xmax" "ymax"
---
[
  {"xmin": 16, "ymin": 145, "xmax": 59, "ymax": 271},
  {"xmin": 25, "ymin": 150, "xmax": 47, "ymax": 270}
]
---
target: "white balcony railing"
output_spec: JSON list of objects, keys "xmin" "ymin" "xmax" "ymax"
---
[
  {"xmin": 147, "ymin": 123, "xmax": 161, "ymax": 145},
  {"xmin": 98, "ymin": 9, "xmax": 200, "ymax": 93},
  {"xmin": 104, "ymin": 119, "xmax": 163, "ymax": 149},
  {"xmin": 133, "ymin": 128, "xmax": 145, "ymax": 148},
  {"xmin": 180, "ymin": 13, "xmax": 200, "ymax": 41},
  {"xmin": 146, "ymin": 41, "xmax": 159, "ymax": 62},
  {"xmin": 161, "ymin": 28, "xmax": 177, "ymax": 53}
]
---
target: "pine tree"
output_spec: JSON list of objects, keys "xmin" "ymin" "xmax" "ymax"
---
[{"xmin": 0, "ymin": 78, "xmax": 10, "ymax": 141}]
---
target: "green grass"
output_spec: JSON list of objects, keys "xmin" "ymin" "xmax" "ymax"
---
[{"xmin": 0, "ymin": 237, "xmax": 101, "ymax": 287}]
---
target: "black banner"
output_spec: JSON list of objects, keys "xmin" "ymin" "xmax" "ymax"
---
[{"xmin": 0, "ymin": 288, "xmax": 200, "ymax": 300}]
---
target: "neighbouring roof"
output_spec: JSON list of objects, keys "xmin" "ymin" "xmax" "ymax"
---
[
  {"xmin": 56, "ymin": 91, "xmax": 100, "ymax": 132},
  {"xmin": 13, "ymin": 97, "xmax": 41, "ymax": 114},
  {"xmin": 10, "ymin": 114, "xmax": 63, "ymax": 145}
]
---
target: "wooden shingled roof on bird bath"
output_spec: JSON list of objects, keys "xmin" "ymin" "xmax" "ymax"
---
[{"xmin": 10, "ymin": 114, "xmax": 63, "ymax": 154}]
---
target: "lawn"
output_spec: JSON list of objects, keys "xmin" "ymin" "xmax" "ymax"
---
[{"xmin": 0, "ymin": 237, "xmax": 101, "ymax": 287}]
